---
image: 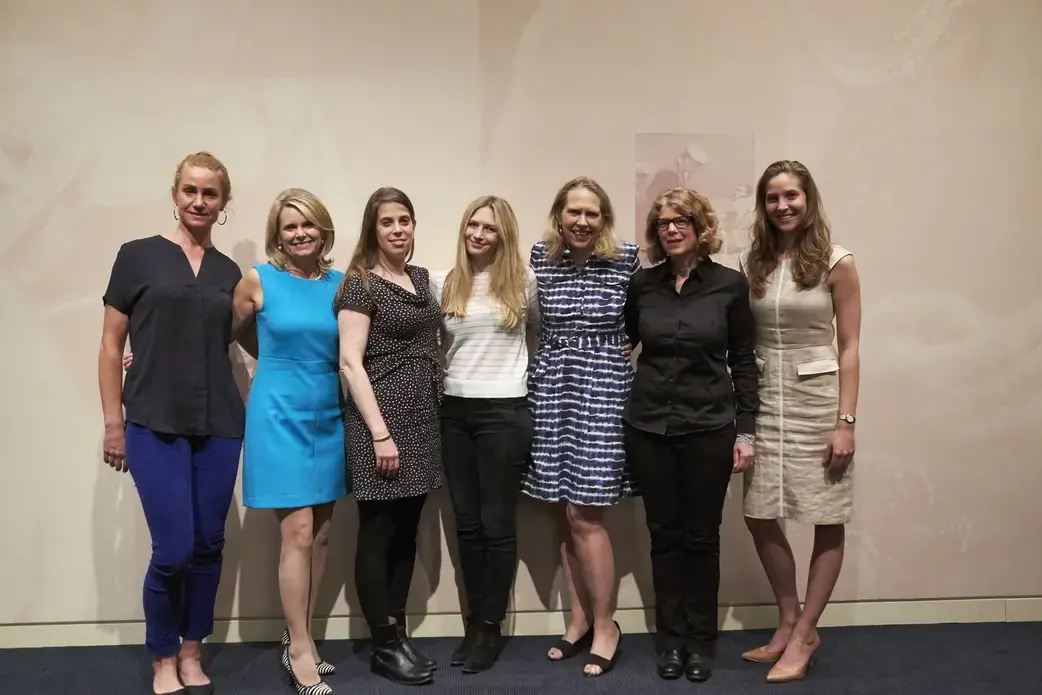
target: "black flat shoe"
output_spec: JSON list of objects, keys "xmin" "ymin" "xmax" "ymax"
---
[
  {"xmin": 656, "ymin": 649, "xmax": 684, "ymax": 679},
  {"xmin": 183, "ymin": 685, "xmax": 214, "ymax": 695},
  {"xmin": 450, "ymin": 619, "xmax": 481, "ymax": 667},
  {"xmin": 684, "ymin": 652, "xmax": 713, "ymax": 682},
  {"xmin": 462, "ymin": 622, "xmax": 504, "ymax": 674},
  {"xmin": 582, "ymin": 621, "xmax": 622, "ymax": 677}
]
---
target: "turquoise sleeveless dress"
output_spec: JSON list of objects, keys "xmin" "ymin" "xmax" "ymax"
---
[{"xmin": 242, "ymin": 264, "xmax": 349, "ymax": 509}]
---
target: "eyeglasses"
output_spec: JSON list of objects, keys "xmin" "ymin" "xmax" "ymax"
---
[{"xmin": 654, "ymin": 216, "xmax": 694, "ymax": 232}]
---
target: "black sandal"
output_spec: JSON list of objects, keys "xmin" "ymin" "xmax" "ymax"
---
[
  {"xmin": 547, "ymin": 626, "xmax": 594, "ymax": 660},
  {"xmin": 583, "ymin": 622, "xmax": 622, "ymax": 677}
]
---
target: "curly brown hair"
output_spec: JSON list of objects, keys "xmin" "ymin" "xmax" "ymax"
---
[
  {"xmin": 643, "ymin": 187, "xmax": 721, "ymax": 265},
  {"xmin": 744, "ymin": 160, "xmax": 832, "ymax": 299}
]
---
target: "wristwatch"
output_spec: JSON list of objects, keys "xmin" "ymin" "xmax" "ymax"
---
[{"xmin": 838, "ymin": 413, "xmax": 856, "ymax": 425}]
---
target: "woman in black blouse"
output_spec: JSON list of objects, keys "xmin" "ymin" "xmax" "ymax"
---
[
  {"xmin": 623, "ymin": 187, "xmax": 759, "ymax": 683},
  {"xmin": 334, "ymin": 187, "xmax": 444, "ymax": 686},
  {"xmin": 98, "ymin": 151, "xmax": 247, "ymax": 695}
]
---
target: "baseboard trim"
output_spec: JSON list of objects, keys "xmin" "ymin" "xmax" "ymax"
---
[{"xmin": 2, "ymin": 598, "xmax": 1037, "ymax": 649}]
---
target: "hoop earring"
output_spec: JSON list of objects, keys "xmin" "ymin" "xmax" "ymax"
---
[
  {"xmin": 172, "ymin": 208, "xmax": 180, "ymax": 221},
  {"xmin": 218, "ymin": 211, "xmax": 228, "ymax": 226}
]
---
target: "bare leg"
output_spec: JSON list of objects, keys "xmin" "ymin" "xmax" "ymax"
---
[
  {"xmin": 277, "ymin": 506, "xmax": 320, "ymax": 686},
  {"xmin": 176, "ymin": 641, "xmax": 206, "ymax": 687},
  {"xmin": 153, "ymin": 655, "xmax": 182, "ymax": 693},
  {"xmin": 744, "ymin": 517, "xmax": 802, "ymax": 653},
  {"xmin": 774, "ymin": 524, "xmax": 844, "ymax": 671},
  {"xmin": 306, "ymin": 502, "xmax": 336, "ymax": 663},
  {"xmin": 565, "ymin": 503, "xmax": 619, "ymax": 676},
  {"xmin": 547, "ymin": 501, "xmax": 593, "ymax": 659}
]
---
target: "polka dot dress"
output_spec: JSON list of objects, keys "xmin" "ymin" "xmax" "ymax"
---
[{"xmin": 332, "ymin": 267, "xmax": 444, "ymax": 502}]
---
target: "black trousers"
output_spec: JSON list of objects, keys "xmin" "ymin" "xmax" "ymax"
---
[
  {"xmin": 625, "ymin": 422, "xmax": 735, "ymax": 655},
  {"xmin": 441, "ymin": 395, "xmax": 532, "ymax": 624},
  {"xmin": 355, "ymin": 493, "xmax": 428, "ymax": 629}
]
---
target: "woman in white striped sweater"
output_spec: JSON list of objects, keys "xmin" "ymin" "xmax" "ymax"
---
[{"xmin": 430, "ymin": 195, "xmax": 539, "ymax": 674}]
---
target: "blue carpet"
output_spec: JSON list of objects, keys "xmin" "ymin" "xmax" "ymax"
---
[{"xmin": 1, "ymin": 622, "xmax": 1036, "ymax": 694}]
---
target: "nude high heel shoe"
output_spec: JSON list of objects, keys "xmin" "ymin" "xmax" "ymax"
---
[
  {"xmin": 766, "ymin": 648, "xmax": 817, "ymax": 684},
  {"xmin": 742, "ymin": 645, "xmax": 783, "ymax": 663}
]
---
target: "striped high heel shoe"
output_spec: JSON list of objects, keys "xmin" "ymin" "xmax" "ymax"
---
[
  {"xmin": 280, "ymin": 645, "xmax": 332, "ymax": 695},
  {"xmin": 282, "ymin": 629, "xmax": 336, "ymax": 676}
]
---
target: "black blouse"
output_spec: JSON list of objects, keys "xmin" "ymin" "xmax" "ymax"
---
[
  {"xmin": 624, "ymin": 258, "xmax": 759, "ymax": 436},
  {"xmin": 102, "ymin": 235, "xmax": 245, "ymax": 438}
]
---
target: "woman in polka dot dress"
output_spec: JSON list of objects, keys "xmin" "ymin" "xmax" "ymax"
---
[{"xmin": 334, "ymin": 187, "xmax": 443, "ymax": 686}]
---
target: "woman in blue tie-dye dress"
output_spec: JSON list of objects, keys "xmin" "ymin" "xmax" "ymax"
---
[{"xmin": 522, "ymin": 176, "xmax": 640, "ymax": 678}]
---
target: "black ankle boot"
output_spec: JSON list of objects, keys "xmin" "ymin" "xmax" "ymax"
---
[
  {"xmin": 371, "ymin": 622, "xmax": 435, "ymax": 686},
  {"xmin": 450, "ymin": 618, "xmax": 481, "ymax": 667},
  {"xmin": 462, "ymin": 621, "xmax": 504, "ymax": 674},
  {"xmin": 391, "ymin": 611, "xmax": 437, "ymax": 671}
]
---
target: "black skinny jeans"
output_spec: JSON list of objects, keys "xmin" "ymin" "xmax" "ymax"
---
[
  {"xmin": 441, "ymin": 395, "xmax": 532, "ymax": 624},
  {"xmin": 355, "ymin": 493, "xmax": 428, "ymax": 629},
  {"xmin": 625, "ymin": 422, "xmax": 735, "ymax": 655}
]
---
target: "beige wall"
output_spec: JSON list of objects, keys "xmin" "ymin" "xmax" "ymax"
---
[{"xmin": 2, "ymin": 0, "xmax": 1041, "ymax": 644}]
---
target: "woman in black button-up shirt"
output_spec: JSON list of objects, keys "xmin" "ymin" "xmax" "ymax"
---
[
  {"xmin": 98, "ymin": 152, "xmax": 247, "ymax": 695},
  {"xmin": 623, "ymin": 187, "xmax": 758, "ymax": 683}
]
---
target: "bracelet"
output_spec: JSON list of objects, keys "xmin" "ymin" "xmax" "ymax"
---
[
  {"xmin": 373, "ymin": 433, "xmax": 391, "ymax": 443},
  {"xmin": 735, "ymin": 433, "xmax": 755, "ymax": 446}
]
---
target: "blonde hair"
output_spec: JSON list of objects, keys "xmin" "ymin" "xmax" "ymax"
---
[
  {"xmin": 263, "ymin": 188, "xmax": 336, "ymax": 277},
  {"xmin": 440, "ymin": 196, "xmax": 527, "ymax": 329},
  {"xmin": 542, "ymin": 176, "xmax": 622, "ymax": 263},
  {"xmin": 744, "ymin": 160, "xmax": 832, "ymax": 299},
  {"xmin": 172, "ymin": 151, "xmax": 232, "ymax": 205},
  {"xmin": 345, "ymin": 187, "xmax": 416, "ymax": 293},
  {"xmin": 643, "ymin": 187, "xmax": 721, "ymax": 264}
]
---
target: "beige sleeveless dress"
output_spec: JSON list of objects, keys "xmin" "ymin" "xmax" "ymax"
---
[{"xmin": 740, "ymin": 245, "xmax": 853, "ymax": 525}]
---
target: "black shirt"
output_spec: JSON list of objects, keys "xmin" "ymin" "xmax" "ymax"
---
[
  {"xmin": 624, "ymin": 257, "xmax": 759, "ymax": 436},
  {"xmin": 102, "ymin": 235, "xmax": 246, "ymax": 438}
]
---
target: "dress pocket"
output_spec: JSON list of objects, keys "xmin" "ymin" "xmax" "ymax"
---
[{"xmin": 795, "ymin": 357, "xmax": 839, "ymax": 378}]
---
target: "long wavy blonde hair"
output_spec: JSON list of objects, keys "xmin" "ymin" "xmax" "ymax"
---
[
  {"xmin": 344, "ymin": 187, "xmax": 416, "ymax": 294},
  {"xmin": 542, "ymin": 176, "xmax": 622, "ymax": 263},
  {"xmin": 744, "ymin": 160, "xmax": 832, "ymax": 299},
  {"xmin": 263, "ymin": 188, "xmax": 336, "ymax": 277},
  {"xmin": 440, "ymin": 196, "xmax": 528, "ymax": 329}
]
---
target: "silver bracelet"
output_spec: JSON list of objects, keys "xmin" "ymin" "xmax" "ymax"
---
[{"xmin": 735, "ymin": 433, "xmax": 755, "ymax": 446}]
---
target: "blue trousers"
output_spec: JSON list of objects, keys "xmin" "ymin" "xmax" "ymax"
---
[{"xmin": 125, "ymin": 423, "xmax": 243, "ymax": 657}]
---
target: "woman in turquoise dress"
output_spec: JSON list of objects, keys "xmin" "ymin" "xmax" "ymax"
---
[{"xmin": 236, "ymin": 189, "xmax": 347, "ymax": 695}]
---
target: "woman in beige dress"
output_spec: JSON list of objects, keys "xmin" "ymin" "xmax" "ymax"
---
[{"xmin": 738, "ymin": 160, "xmax": 862, "ymax": 684}]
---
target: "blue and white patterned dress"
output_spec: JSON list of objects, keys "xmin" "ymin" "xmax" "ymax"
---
[{"xmin": 522, "ymin": 239, "xmax": 642, "ymax": 506}]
